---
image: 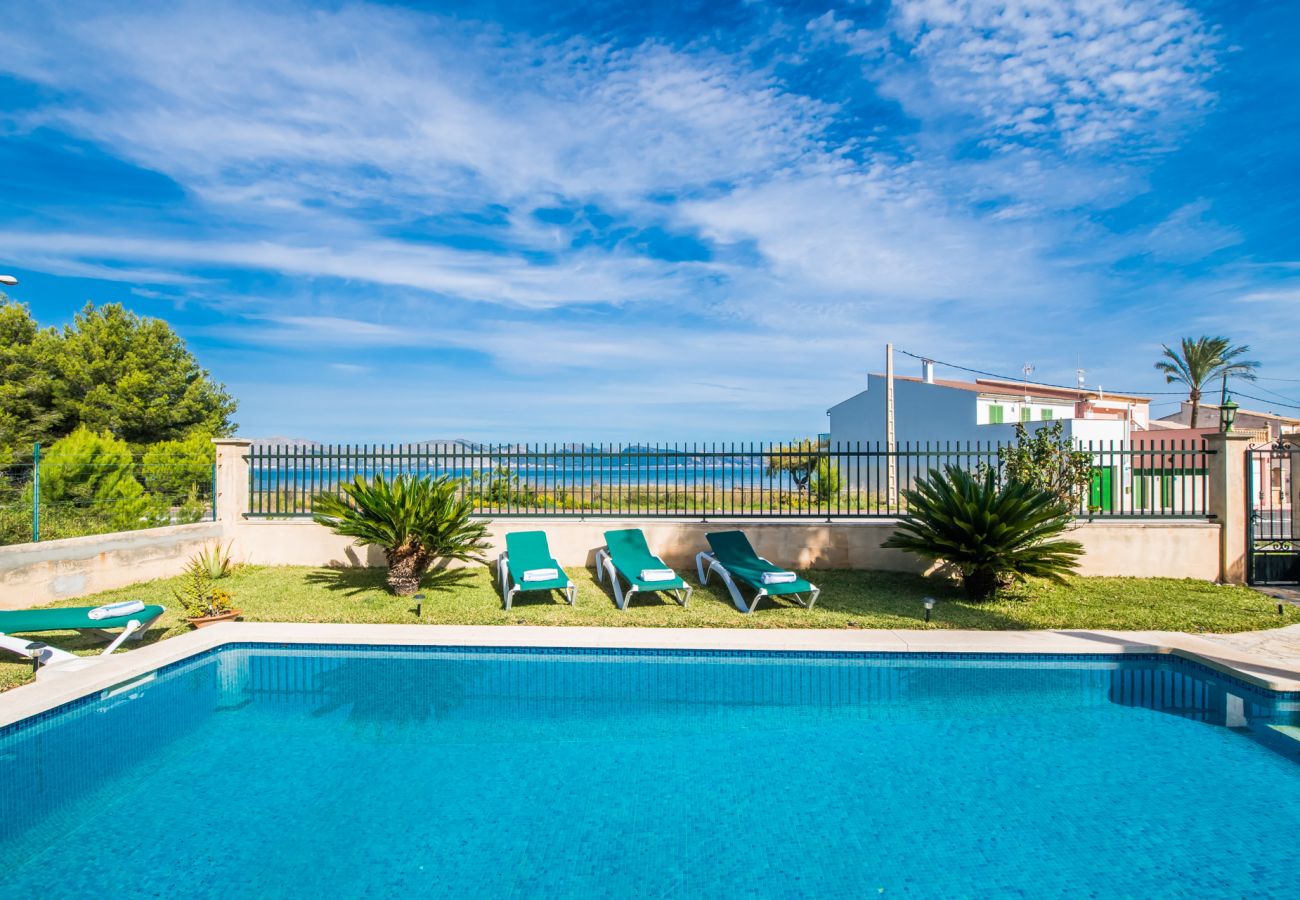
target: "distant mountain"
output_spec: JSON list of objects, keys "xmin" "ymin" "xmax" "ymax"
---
[{"xmin": 247, "ymin": 437, "xmax": 483, "ymax": 451}]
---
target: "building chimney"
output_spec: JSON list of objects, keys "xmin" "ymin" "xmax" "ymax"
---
[{"xmin": 921, "ymin": 359, "xmax": 935, "ymax": 384}]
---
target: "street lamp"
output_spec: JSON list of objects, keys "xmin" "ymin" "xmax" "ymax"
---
[
  {"xmin": 0, "ymin": 275, "xmax": 18, "ymax": 286},
  {"xmin": 1219, "ymin": 395, "xmax": 1239, "ymax": 434}
]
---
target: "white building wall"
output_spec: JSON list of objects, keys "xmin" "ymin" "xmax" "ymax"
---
[
  {"xmin": 828, "ymin": 376, "xmax": 988, "ymax": 449},
  {"xmin": 828, "ymin": 376, "xmax": 1123, "ymax": 450},
  {"xmin": 828, "ymin": 380, "xmax": 1138, "ymax": 503},
  {"xmin": 976, "ymin": 396, "xmax": 1075, "ymax": 425}
]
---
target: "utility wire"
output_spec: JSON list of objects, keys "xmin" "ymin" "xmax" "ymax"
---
[
  {"xmin": 894, "ymin": 348, "xmax": 1187, "ymax": 395},
  {"xmin": 1224, "ymin": 389, "xmax": 1300, "ymax": 412},
  {"xmin": 1237, "ymin": 382, "xmax": 1300, "ymax": 407},
  {"xmin": 895, "ymin": 348, "xmax": 1300, "ymax": 411}
]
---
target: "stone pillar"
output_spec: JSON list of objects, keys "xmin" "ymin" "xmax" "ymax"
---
[
  {"xmin": 1205, "ymin": 433, "xmax": 1254, "ymax": 584},
  {"xmin": 213, "ymin": 438, "xmax": 252, "ymax": 538}
]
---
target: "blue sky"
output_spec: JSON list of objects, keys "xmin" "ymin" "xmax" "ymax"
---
[{"xmin": 1, "ymin": 0, "xmax": 1298, "ymax": 441}]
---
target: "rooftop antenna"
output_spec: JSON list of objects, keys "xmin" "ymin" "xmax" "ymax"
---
[{"xmin": 1076, "ymin": 366, "xmax": 1086, "ymax": 390}]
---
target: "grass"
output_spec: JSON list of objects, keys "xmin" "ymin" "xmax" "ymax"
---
[{"xmin": 3, "ymin": 564, "xmax": 1296, "ymax": 692}]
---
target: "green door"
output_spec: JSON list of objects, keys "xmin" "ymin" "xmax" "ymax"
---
[{"xmin": 1089, "ymin": 467, "xmax": 1114, "ymax": 512}]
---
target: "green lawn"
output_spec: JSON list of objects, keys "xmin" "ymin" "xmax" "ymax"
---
[{"xmin": 3, "ymin": 564, "xmax": 1295, "ymax": 692}]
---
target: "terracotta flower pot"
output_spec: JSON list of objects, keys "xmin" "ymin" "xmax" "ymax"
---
[{"xmin": 187, "ymin": 609, "xmax": 242, "ymax": 629}]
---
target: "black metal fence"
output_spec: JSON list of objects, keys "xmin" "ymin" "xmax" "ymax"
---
[
  {"xmin": 1247, "ymin": 439, "xmax": 1298, "ymax": 585},
  {"xmin": 246, "ymin": 440, "xmax": 1213, "ymax": 520}
]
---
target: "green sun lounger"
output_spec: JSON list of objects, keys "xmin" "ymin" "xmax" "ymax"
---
[
  {"xmin": 497, "ymin": 531, "xmax": 576, "ymax": 610},
  {"xmin": 0, "ymin": 604, "xmax": 165, "ymax": 636},
  {"xmin": 595, "ymin": 528, "xmax": 691, "ymax": 610},
  {"xmin": 0, "ymin": 602, "xmax": 166, "ymax": 676},
  {"xmin": 696, "ymin": 531, "xmax": 819, "ymax": 614}
]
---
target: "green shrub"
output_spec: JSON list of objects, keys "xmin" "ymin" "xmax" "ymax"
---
[
  {"xmin": 883, "ymin": 466, "xmax": 1084, "ymax": 601},
  {"xmin": 995, "ymin": 421, "xmax": 1094, "ymax": 506},
  {"xmin": 140, "ymin": 430, "xmax": 214, "ymax": 502},
  {"xmin": 469, "ymin": 466, "xmax": 537, "ymax": 507},
  {"xmin": 811, "ymin": 458, "xmax": 842, "ymax": 502},
  {"xmin": 173, "ymin": 560, "xmax": 236, "ymax": 619},
  {"xmin": 37, "ymin": 426, "xmax": 161, "ymax": 532}
]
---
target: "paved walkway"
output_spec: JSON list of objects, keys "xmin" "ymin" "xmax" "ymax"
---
[
  {"xmin": 1200, "ymin": 623, "xmax": 1300, "ymax": 670},
  {"xmin": 1253, "ymin": 585, "xmax": 1300, "ymax": 605}
]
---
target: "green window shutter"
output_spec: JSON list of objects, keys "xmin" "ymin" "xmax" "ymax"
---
[
  {"xmin": 989, "ymin": 405, "xmax": 1004, "ymax": 424},
  {"xmin": 1020, "ymin": 407, "xmax": 1032, "ymax": 422},
  {"xmin": 1041, "ymin": 408, "xmax": 1053, "ymax": 421}
]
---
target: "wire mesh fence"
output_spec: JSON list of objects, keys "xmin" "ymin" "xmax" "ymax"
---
[
  {"xmin": 0, "ymin": 446, "xmax": 216, "ymax": 546},
  {"xmin": 246, "ymin": 440, "xmax": 1213, "ymax": 520}
]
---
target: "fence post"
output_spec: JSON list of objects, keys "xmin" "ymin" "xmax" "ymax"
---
[
  {"xmin": 1290, "ymin": 441, "xmax": 1300, "ymax": 540},
  {"xmin": 213, "ymin": 439, "xmax": 252, "ymax": 543},
  {"xmin": 1205, "ymin": 433, "xmax": 1254, "ymax": 584},
  {"xmin": 31, "ymin": 441, "xmax": 40, "ymax": 543}
]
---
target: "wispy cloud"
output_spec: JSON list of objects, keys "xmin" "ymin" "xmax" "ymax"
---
[
  {"xmin": 885, "ymin": 0, "xmax": 1219, "ymax": 150},
  {"xmin": 0, "ymin": 0, "xmax": 1293, "ymax": 438}
]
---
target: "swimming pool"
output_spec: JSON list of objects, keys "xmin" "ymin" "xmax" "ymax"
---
[{"xmin": 3, "ymin": 644, "xmax": 1298, "ymax": 897}]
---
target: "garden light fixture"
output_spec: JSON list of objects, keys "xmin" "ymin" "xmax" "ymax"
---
[
  {"xmin": 25, "ymin": 641, "xmax": 46, "ymax": 673},
  {"xmin": 1219, "ymin": 395, "xmax": 1239, "ymax": 434},
  {"xmin": 923, "ymin": 596, "xmax": 935, "ymax": 623}
]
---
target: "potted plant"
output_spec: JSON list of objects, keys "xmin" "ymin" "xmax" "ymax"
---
[{"xmin": 174, "ymin": 561, "xmax": 240, "ymax": 628}]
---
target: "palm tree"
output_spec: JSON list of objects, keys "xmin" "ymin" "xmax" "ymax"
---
[
  {"xmin": 313, "ymin": 474, "xmax": 490, "ymax": 595},
  {"xmin": 1155, "ymin": 337, "xmax": 1259, "ymax": 428},
  {"xmin": 883, "ymin": 466, "xmax": 1083, "ymax": 601}
]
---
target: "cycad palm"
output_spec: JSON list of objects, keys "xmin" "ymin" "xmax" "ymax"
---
[
  {"xmin": 1155, "ymin": 336, "xmax": 1258, "ymax": 427},
  {"xmin": 883, "ymin": 466, "xmax": 1083, "ymax": 601},
  {"xmin": 313, "ymin": 474, "xmax": 490, "ymax": 595}
]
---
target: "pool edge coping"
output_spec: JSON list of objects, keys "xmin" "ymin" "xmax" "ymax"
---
[{"xmin": 3, "ymin": 623, "xmax": 1299, "ymax": 728}]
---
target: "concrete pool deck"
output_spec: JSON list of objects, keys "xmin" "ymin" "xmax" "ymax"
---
[{"xmin": 4, "ymin": 622, "xmax": 1300, "ymax": 729}]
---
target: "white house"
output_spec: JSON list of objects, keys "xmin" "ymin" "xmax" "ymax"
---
[
  {"xmin": 827, "ymin": 365, "xmax": 1149, "ymax": 449},
  {"xmin": 826, "ymin": 364, "xmax": 1159, "ymax": 511}
]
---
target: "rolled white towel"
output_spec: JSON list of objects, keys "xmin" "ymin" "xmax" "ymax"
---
[
  {"xmin": 88, "ymin": 599, "xmax": 145, "ymax": 620},
  {"xmin": 522, "ymin": 568, "xmax": 559, "ymax": 582},
  {"xmin": 639, "ymin": 568, "xmax": 676, "ymax": 582},
  {"xmin": 760, "ymin": 571, "xmax": 798, "ymax": 585}
]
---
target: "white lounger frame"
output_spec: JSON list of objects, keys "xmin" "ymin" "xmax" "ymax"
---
[
  {"xmin": 594, "ymin": 549, "xmax": 691, "ymax": 611},
  {"xmin": 497, "ymin": 552, "xmax": 576, "ymax": 611},
  {"xmin": 695, "ymin": 551, "xmax": 820, "ymax": 615},
  {"xmin": 0, "ymin": 618, "xmax": 149, "ymax": 680}
]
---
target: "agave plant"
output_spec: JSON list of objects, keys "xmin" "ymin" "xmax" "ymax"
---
[
  {"xmin": 883, "ymin": 466, "xmax": 1084, "ymax": 601},
  {"xmin": 312, "ymin": 474, "xmax": 490, "ymax": 596},
  {"xmin": 190, "ymin": 540, "xmax": 235, "ymax": 580}
]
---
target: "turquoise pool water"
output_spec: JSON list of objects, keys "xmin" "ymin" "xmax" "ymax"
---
[{"xmin": 2, "ymin": 646, "xmax": 1299, "ymax": 898}]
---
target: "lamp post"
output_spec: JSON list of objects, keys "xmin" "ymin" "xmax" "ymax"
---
[
  {"xmin": 1219, "ymin": 395, "xmax": 1239, "ymax": 434},
  {"xmin": 0, "ymin": 275, "xmax": 18, "ymax": 286}
]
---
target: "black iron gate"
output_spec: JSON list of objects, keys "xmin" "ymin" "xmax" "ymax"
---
[{"xmin": 1247, "ymin": 439, "xmax": 1298, "ymax": 585}]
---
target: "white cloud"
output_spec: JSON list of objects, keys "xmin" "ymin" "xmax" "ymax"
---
[
  {"xmin": 0, "ymin": 229, "xmax": 708, "ymax": 309},
  {"xmin": 1138, "ymin": 199, "xmax": 1242, "ymax": 262},
  {"xmin": 885, "ymin": 0, "xmax": 1219, "ymax": 150},
  {"xmin": 1, "ymin": 0, "xmax": 1290, "ymax": 439}
]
